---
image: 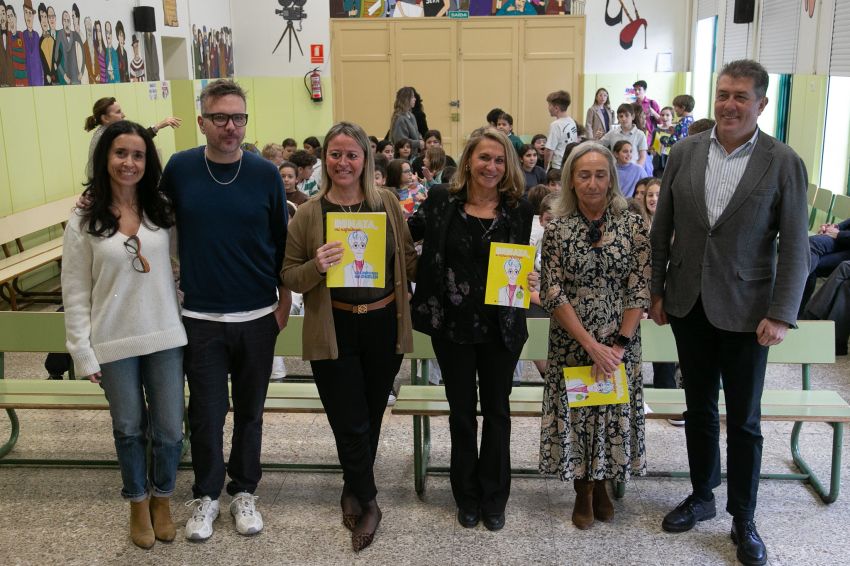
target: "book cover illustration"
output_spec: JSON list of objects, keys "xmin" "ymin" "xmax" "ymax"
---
[
  {"xmin": 484, "ymin": 242, "xmax": 535, "ymax": 308},
  {"xmin": 563, "ymin": 364, "xmax": 630, "ymax": 407},
  {"xmin": 326, "ymin": 212, "xmax": 387, "ymax": 288}
]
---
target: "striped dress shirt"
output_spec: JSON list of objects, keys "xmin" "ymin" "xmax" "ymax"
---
[{"xmin": 705, "ymin": 128, "xmax": 759, "ymax": 226}]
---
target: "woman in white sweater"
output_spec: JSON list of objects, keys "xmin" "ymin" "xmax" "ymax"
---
[{"xmin": 62, "ymin": 120, "xmax": 187, "ymax": 550}]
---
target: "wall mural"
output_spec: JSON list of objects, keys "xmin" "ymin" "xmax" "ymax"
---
[
  {"xmin": 604, "ymin": 0, "xmax": 648, "ymax": 50},
  {"xmin": 0, "ymin": 0, "xmax": 161, "ymax": 87},
  {"xmin": 329, "ymin": 0, "xmax": 573, "ymax": 18},
  {"xmin": 191, "ymin": 23, "xmax": 233, "ymax": 79}
]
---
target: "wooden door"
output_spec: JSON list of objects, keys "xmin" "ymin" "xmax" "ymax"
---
[
  {"xmin": 518, "ymin": 17, "xmax": 585, "ymax": 138},
  {"xmin": 393, "ymin": 20, "xmax": 458, "ymax": 157},
  {"xmin": 331, "ymin": 20, "xmax": 394, "ymax": 139},
  {"xmin": 457, "ymin": 19, "xmax": 519, "ymax": 144}
]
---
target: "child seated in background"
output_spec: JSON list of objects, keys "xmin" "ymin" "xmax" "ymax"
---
[
  {"xmin": 386, "ymin": 158, "xmax": 427, "ymax": 219},
  {"xmin": 546, "ymin": 168, "xmax": 562, "ymax": 193},
  {"xmin": 613, "ymin": 140, "xmax": 644, "ymax": 198},
  {"xmin": 290, "ymin": 150, "xmax": 319, "ymax": 197},
  {"xmin": 632, "ymin": 176, "xmax": 655, "ymax": 203},
  {"xmin": 394, "ymin": 138, "xmax": 413, "ymax": 160},
  {"xmin": 281, "ymin": 138, "xmax": 298, "ymax": 160},
  {"xmin": 520, "ymin": 144, "xmax": 546, "ymax": 192},
  {"xmin": 531, "ymin": 133, "xmax": 546, "ymax": 164},
  {"xmin": 496, "ymin": 112, "xmax": 524, "ymax": 155},
  {"xmin": 527, "ymin": 184, "xmax": 552, "ymax": 248},
  {"xmin": 374, "ymin": 155, "xmax": 388, "ymax": 187},
  {"xmin": 261, "ymin": 143, "xmax": 285, "ymax": 166},
  {"xmin": 279, "ymin": 161, "xmax": 307, "ymax": 207},
  {"xmin": 377, "ymin": 139, "xmax": 395, "ymax": 161},
  {"xmin": 421, "ymin": 147, "xmax": 447, "ymax": 187}
]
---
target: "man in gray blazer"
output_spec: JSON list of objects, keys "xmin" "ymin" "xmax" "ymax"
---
[{"xmin": 649, "ymin": 60, "xmax": 808, "ymax": 566}]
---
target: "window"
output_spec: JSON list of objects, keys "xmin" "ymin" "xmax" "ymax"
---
[
  {"xmin": 692, "ymin": 17, "xmax": 717, "ymax": 120},
  {"xmin": 756, "ymin": 73, "xmax": 781, "ymax": 138},
  {"xmin": 821, "ymin": 76, "xmax": 850, "ymax": 194}
]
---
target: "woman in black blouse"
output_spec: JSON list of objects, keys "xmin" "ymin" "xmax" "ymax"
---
[{"xmin": 408, "ymin": 127, "xmax": 536, "ymax": 532}]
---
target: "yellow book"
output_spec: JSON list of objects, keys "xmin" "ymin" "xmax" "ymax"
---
[
  {"xmin": 563, "ymin": 364, "xmax": 630, "ymax": 407},
  {"xmin": 326, "ymin": 212, "xmax": 387, "ymax": 288},
  {"xmin": 484, "ymin": 242, "xmax": 535, "ymax": 309}
]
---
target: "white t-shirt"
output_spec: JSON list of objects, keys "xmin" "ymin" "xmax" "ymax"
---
[
  {"xmin": 545, "ymin": 116, "xmax": 578, "ymax": 170},
  {"xmin": 600, "ymin": 126, "xmax": 648, "ymax": 164}
]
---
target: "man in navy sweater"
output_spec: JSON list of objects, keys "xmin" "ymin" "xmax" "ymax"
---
[{"xmin": 159, "ymin": 79, "xmax": 291, "ymax": 541}]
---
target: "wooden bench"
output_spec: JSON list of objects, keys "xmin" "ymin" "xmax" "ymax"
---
[
  {"xmin": 0, "ymin": 196, "xmax": 77, "ymax": 310},
  {"xmin": 393, "ymin": 319, "xmax": 849, "ymax": 504}
]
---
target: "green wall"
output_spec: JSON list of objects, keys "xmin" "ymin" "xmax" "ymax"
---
[{"xmin": 582, "ymin": 72, "xmax": 689, "ymax": 127}]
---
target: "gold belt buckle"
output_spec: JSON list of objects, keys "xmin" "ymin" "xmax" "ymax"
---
[{"xmin": 354, "ymin": 304, "xmax": 368, "ymax": 314}]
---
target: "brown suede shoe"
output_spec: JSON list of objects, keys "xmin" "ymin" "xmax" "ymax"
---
[
  {"xmin": 572, "ymin": 478, "xmax": 594, "ymax": 530},
  {"xmin": 130, "ymin": 498, "xmax": 155, "ymax": 549},
  {"xmin": 150, "ymin": 496, "xmax": 176, "ymax": 542},
  {"xmin": 592, "ymin": 480, "xmax": 615, "ymax": 521}
]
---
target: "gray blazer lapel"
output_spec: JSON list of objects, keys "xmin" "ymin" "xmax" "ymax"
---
[
  {"xmin": 713, "ymin": 134, "xmax": 774, "ymax": 229},
  {"xmin": 689, "ymin": 135, "xmax": 712, "ymax": 230}
]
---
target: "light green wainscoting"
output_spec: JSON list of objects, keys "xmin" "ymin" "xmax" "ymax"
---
[
  {"xmin": 787, "ymin": 74, "xmax": 828, "ymax": 185},
  {"xmin": 582, "ymin": 72, "xmax": 688, "ymax": 128}
]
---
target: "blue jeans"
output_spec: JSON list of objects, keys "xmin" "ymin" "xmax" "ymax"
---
[{"xmin": 99, "ymin": 347, "xmax": 185, "ymax": 501}]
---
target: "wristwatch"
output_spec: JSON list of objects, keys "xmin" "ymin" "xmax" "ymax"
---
[{"xmin": 613, "ymin": 334, "xmax": 632, "ymax": 348}]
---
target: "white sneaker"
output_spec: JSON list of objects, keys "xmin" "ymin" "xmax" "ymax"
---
[
  {"xmin": 270, "ymin": 356, "xmax": 287, "ymax": 382},
  {"xmin": 387, "ymin": 390, "xmax": 397, "ymax": 406},
  {"xmin": 184, "ymin": 496, "xmax": 220, "ymax": 541},
  {"xmin": 667, "ymin": 418, "xmax": 686, "ymax": 427},
  {"xmin": 230, "ymin": 492, "xmax": 263, "ymax": 535}
]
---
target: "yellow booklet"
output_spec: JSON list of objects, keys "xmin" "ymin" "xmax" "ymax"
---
[
  {"xmin": 326, "ymin": 212, "xmax": 386, "ymax": 288},
  {"xmin": 563, "ymin": 364, "xmax": 630, "ymax": 407},
  {"xmin": 484, "ymin": 242, "xmax": 535, "ymax": 309}
]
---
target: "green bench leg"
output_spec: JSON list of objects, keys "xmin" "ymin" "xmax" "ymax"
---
[
  {"xmin": 0, "ymin": 408, "xmax": 20, "ymax": 459},
  {"xmin": 791, "ymin": 420, "xmax": 844, "ymax": 504},
  {"xmin": 614, "ymin": 480, "xmax": 625, "ymax": 499}
]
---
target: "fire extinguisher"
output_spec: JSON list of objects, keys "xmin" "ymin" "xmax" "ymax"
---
[{"xmin": 304, "ymin": 67, "xmax": 323, "ymax": 103}]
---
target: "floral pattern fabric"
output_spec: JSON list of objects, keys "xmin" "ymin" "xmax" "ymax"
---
[{"xmin": 538, "ymin": 209, "xmax": 651, "ymax": 482}]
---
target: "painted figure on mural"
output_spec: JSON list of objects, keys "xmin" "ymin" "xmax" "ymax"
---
[
  {"xmin": 22, "ymin": 0, "xmax": 43, "ymax": 86},
  {"xmin": 129, "ymin": 33, "xmax": 145, "ymax": 82},
  {"xmin": 82, "ymin": 16, "xmax": 97, "ymax": 83},
  {"xmin": 545, "ymin": 0, "xmax": 564, "ymax": 15},
  {"xmin": 359, "ymin": 0, "xmax": 385, "ymax": 18},
  {"xmin": 94, "ymin": 20, "xmax": 107, "ymax": 84},
  {"xmin": 54, "ymin": 10, "xmax": 79, "ymax": 84},
  {"xmin": 38, "ymin": 4, "xmax": 54, "ymax": 84},
  {"xmin": 392, "ymin": 0, "xmax": 424, "ymax": 17},
  {"xmin": 71, "ymin": 3, "xmax": 85, "ymax": 83},
  {"xmin": 225, "ymin": 28, "xmax": 233, "ymax": 77},
  {"xmin": 468, "ymin": 0, "xmax": 493, "ymax": 16},
  {"xmin": 6, "ymin": 4, "xmax": 29, "ymax": 86},
  {"xmin": 0, "ymin": 0, "xmax": 15, "ymax": 87},
  {"xmin": 192, "ymin": 25, "xmax": 201, "ymax": 79},
  {"xmin": 343, "ymin": 0, "xmax": 360, "ymax": 17},
  {"xmin": 208, "ymin": 30, "xmax": 218, "ymax": 79},
  {"xmin": 217, "ymin": 30, "xmax": 227, "ymax": 79},
  {"xmin": 423, "ymin": 0, "xmax": 449, "ymax": 17},
  {"xmin": 104, "ymin": 20, "xmax": 118, "ymax": 83},
  {"xmin": 143, "ymin": 30, "xmax": 159, "ymax": 81},
  {"xmin": 116, "ymin": 21, "xmax": 128, "ymax": 82},
  {"xmin": 496, "ymin": 0, "xmax": 536, "ymax": 15},
  {"xmin": 201, "ymin": 26, "xmax": 209, "ymax": 78}
]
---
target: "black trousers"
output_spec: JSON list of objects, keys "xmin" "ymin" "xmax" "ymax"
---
[
  {"xmin": 668, "ymin": 298, "xmax": 768, "ymax": 521},
  {"xmin": 311, "ymin": 303, "xmax": 402, "ymax": 505},
  {"xmin": 652, "ymin": 362, "xmax": 677, "ymax": 388},
  {"xmin": 802, "ymin": 261, "xmax": 850, "ymax": 355},
  {"xmin": 431, "ymin": 334, "xmax": 521, "ymax": 515},
  {"xmin": 183, "ymin": 313, "xmax": 279, "ymax": 499}
]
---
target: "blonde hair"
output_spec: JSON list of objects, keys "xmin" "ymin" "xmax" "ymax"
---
[
  {"xmin": 554, "ymin": 142, "xmax": 628, "ymax": 218},
  {"xmin": 261, "ymin": 143, "xmax": 283, "ymax": 161},
  {"xmin": 450, "ymin": 128, "xmax": 524, "ymax": 208},
  {"xmin": 317, "ymin": 122, "xmax": 381, "ymax": 210}
]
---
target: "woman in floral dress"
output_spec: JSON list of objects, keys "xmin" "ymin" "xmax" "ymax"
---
[{"xmin": 539, "ymin": 142, "xmax": 651, "ymax": 530}]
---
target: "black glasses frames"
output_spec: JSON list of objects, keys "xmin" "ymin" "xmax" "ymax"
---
[
  {"xmin": 202, "ymin": 112, "xmax": 249, "ymax": 127},
  {"xmin": 123, "ymin": 235, "xmax": 151, "ymax": 273}
]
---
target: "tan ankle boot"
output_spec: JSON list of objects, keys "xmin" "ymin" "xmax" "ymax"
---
[
  {"xmin": 572, "ymin": 478, "xmax": 594, "ymax": 530},
  {"xmin": 150, "ymin": 496, "xmax": 176, "ymax": 542},
  {"xmin": 592, "ymin": 480, "xmax": 615, "ymax": 521},
  {"xmin": 130, "ymin": 498, "xmax": 155, "ymax": 549}
]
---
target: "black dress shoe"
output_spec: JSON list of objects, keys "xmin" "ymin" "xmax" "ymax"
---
[
  {"xmin": 731, "ymin": 519, "xmax": 767, "ymax": 566},
  {"xmin": 661, "ymin": 494, "xmax": 717, "ymax": 533},
  {"xmin": 482, "ymin": 512, "xmax": 505, "ymax": 532},
  {"xmin": 457, "ymin": 508, "xmax": 480, "ymax": 528}
]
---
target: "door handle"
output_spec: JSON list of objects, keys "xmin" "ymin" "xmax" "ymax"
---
[{"xmin": 449, "ymin": 100, "xmax": 460, "ymax": 108}]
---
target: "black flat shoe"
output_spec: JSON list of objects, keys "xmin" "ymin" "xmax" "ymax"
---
[
  {"xmin": 482, "ymin": 512, "xmax": 505, "ymax": 532},
  {"xmin": 731, "ymin": 519, "xmax": 767, "ymax": 566},
  {"xmin": 456, "ymin": 508, "xmax": 480, "ymax": 528},
  {"xmin": 661, "ymin": 494, "xmax": 716, "ymax": 533}
]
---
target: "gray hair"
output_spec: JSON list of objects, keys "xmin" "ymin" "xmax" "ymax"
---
[
  {"xmin": 718, "ymin": 59, "xmax": 769, "ymax": 99},
  {"xmin": 554, "ymin": 142, "xmax": 628, "ymax": 218}
]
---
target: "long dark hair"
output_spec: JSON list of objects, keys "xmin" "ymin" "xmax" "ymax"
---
[
  {"xmin": 84, "ymin": 97, "xmax": 115, "ymax": 131},
  {"xmin": 81, "ymin": 121, "xmax": 174, "ymax": 237}
]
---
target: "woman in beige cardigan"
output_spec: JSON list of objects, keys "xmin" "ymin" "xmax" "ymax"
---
[
  {"xmin": 283, "ymin": 121, "xmax": 417, "ymax": 553},
  {"xmin": 585, "ymin": 87, "xmax": 615, "ymax": 140}
]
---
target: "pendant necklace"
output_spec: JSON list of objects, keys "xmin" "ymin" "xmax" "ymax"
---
[{"xmin": 205, "ymin": 149, "xmax": 243, "ymax": 186}]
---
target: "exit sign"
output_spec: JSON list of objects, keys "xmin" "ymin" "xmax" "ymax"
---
[{"xmin": 448, "ymin": 10, "xmax": 469, "ymax": 18}]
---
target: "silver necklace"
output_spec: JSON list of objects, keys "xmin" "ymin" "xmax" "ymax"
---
[
  {"xmin": 329, "ymin": 193, "xmax": 364, "ymax": 213},
  {"xmin": 204, "ymin": 150, "xmax": 243, "ymax": 186}
]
